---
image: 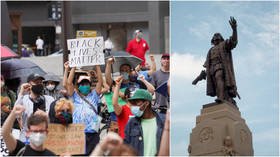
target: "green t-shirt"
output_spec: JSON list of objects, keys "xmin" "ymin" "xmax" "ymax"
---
[
  {"xmin": 141, "ymin": 117, "xmax": 157, "ymax": 156},
  {"xmin": 104, "ymin": 88, "xmax": 127, "ymax": 113}
]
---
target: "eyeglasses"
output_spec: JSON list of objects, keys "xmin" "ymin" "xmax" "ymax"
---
[{"xmin": 29, "ymin": 129, "xmax": 47, "ymax": 133}]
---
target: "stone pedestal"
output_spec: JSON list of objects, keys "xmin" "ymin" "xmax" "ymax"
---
[{"xmin": 188, "ymin": 102, "xmax": 254, "ymax": 156}]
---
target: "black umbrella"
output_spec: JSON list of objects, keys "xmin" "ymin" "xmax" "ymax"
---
[
  {"xmin": 102, "ymin": 51, "xmax": 143, "ymax": 73},
  {"xmin": 1, "ymin": 58, "xmax": 46, "ymax": 83}
]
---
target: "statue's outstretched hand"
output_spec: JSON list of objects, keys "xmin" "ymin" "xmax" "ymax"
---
[{"xmin": 229, "ymin": 16, "xmax": 237, "ymax": 30}]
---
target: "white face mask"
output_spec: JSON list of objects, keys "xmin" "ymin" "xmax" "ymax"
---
[
  {"xmin": 29, "ymin": 132, "xmax": 47, "ymax": 147},
  {"xmin": 1, "ymin": 81, "xmax": 4, "ymax": 88},
  {"xmin": 46, "ymin": 85, "xmax": 55, "ymax": 91}
]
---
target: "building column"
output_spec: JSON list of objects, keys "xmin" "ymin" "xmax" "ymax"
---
[{"xmin": 148, "ymin": 1, "xmax": 162, "ymax": 54}]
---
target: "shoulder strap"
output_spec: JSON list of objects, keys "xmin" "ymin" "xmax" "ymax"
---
[
  {"xmin": 16, "ymin": 146, "xmax": 26, "ymax": 156},
  {"xmin": 77, "ymin": 92, "xmax": 98, "ymax": 114}
]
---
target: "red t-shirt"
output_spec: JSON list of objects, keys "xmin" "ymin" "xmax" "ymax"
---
[
  {"xmin": 126, "ymin": 38, "xmax": 149, "ymax": 66},
  {"xmin": 117, "ymin": 104, "xmax": 133, "ymax": 139}
]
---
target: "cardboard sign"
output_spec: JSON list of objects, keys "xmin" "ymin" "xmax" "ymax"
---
[
  {"xmin": 67, "ymin": 37, "xmax": 105, "ymax": 67},
  {"xmin": 44, "ymin": 124, "xmax": 85, "ymax": 155}
]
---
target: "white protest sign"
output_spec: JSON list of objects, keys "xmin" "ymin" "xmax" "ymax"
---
[{"xmin": 67, "ymin": 37, "xmax": 105, "ymax": 67}]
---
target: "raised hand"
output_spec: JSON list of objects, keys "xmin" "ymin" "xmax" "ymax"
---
[
  {"xmin": 149, "ymin": 55, "xmax": 155, "ymax": 62},
  {"xmin": 138, "ymin": 74, "xmax": 145, "ymax": 81},
  {"xmin": 20, "ymin": 83, "xmax": 31, "ymax": 93},
  {"xmin": 64, "ymin": 61, "xmax": 70, "ymax": 70},
  {"xmin": 115, "ymin": 76, "xmax": 123, "ymax": 85},
  {"xmin": 229, "ymin": 16, "xmax": 237, "ymax": 30},
  {"xmin": 12, "ymin": 105, "xmax": 25, "ymax": 117},
  {"xmin": 107, "ymin": 57, "xmax": 115, "ymax": 65}
]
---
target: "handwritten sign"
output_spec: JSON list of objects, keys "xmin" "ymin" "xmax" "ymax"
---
[
  {"xmin": 44, "ymin": 124, "xmax": 85, "ymax": 155},
  {"xmin": 67, "ymin": 37, "xmax": 105, "ymax": 67}
]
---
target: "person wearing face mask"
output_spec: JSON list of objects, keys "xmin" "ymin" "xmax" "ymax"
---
[
  {"xmin": 48, "ymin": 98, "xmax": 74, "ymax": 125},
  {"xmin": 124, "ymin": 89, "xmax": 165, "ymax": 156},
  {"xmin": 126, "ymin": 29, "xmax": 150, "ymax": 66},
  {"xmin": 105, "ymin": 58, "xmax": 147, "ymax": 90},
  {"xmin": 2, "ymin": 105, "xmax": 56, "ymax": 156},
  {"xmin": 43, "ymin": 74, "xmax": 63, "ymax": 100},
  {"xmin": 66, "ymin": 65, "xmax": 103, "ymax": 156},
  {"xmin": 14, "ymin": 73, "xmax": 54, "ymax": 143}
]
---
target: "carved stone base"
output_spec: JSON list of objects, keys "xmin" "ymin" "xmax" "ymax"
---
[{"xmin": 188, "ymin": 102, "xmax": 254, "ymax": 156}]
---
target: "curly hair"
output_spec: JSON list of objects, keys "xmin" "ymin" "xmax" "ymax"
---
[{"xmin": 54, "ymin": 98, "xmax": 74, "ymax": 116}]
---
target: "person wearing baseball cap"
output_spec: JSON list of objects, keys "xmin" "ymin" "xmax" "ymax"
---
[
  {"xmin": 65, "ymin": 64, "xmax": 103, "ymax": 155},
  {"xmin": 14, "ymin": 73, "xmax": 54, "ymax": 143},
  {"xmin": 124, "ymin": 89, "xmax": 165, "ymax": 156},
  {"xmin": 126, "ymin": 29, "xmax": 150, "ymax": 66},
  {"xmin": 150, "ymin": 53, "xmax": 170, "ymax": 114}
]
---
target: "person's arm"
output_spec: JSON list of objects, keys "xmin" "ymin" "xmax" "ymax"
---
[
  {"xmin": 112, "ymin": 76, "xmax": 123, "ymax": 116},
  {"xmin": 105, "ymin": 58, "xmax": 114, "ymax": 87},
  {"xmin": 90, "ymin": 132, "xmax": 123, "ymax": 156},
  {"xmin": 139, "ymin": 75, "xmax": 155, "ymax": 94},
  {"xmin": 167, "ymin": 79, "xmax": 170, "ymax": 96},
  {"xmin": 101, "ymin": 78, "xmax": 110, "ymax": 94},
  {"xmin": 2, "ymin": 105, "xmax": 25, "ymax": 152},
  {"xmin": 66, "ymin": 66, "xmax": 76, "ymax": 96},
  {"xmin": 17, "ymin": 83, "xmax": 31, "ymax": 98},
  {"xmin": 95, "ymin": 65, "xmax": 103, "ymax": 95},
  {"xmin": 147, "ymin": 55, "xmax": 156, "ymax": 76},
  {"xmin": 228, "ymin": 16, "xmax": 238, "ymax": 49},
  {"xmin": 63, "ymin": 61, "xmax": 70, "ymax": 89},
  {"xmin": 158, "ymin": 110, "xmax": 170, "ymax": 156}
]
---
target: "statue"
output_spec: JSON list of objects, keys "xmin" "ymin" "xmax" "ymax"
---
[
  {"xmin": 221, "ymin": 136, "xmax": 236, "ymax": 156},
  {"xmin": 192, "ymin": 17, "xmax": 240, "ymax": 105}
]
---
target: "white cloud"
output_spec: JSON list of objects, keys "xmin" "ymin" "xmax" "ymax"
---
[
  {"xmin": 188, "ymin": 21, "xmax": 212, "ymax": 40},
  {"xmin": 253, "ymin": 128, "xmax": 279, "ymax": 142},
  {"xmin": 171, "ymin": 53, "xmax": 205, "ymax": 80}
]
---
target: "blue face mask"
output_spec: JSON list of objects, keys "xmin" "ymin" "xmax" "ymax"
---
[
  {"xmin": 131, "ymin": 106, "xmax": 144, "ymax": 117},
  {"xmin": 121, "ymin": 72, "xmax": 129, "ymax": 80},
  {"xmin": 79, "ymin": 85, "xmax": 91, "ymax": 95}
]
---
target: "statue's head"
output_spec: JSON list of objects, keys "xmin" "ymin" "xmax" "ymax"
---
[{"xmin": 211, "ymin": 33, "xmax": 224, "ymax": 45}]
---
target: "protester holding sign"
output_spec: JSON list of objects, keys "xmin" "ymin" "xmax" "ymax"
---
[
  {"xmin": 2, "ymin": 105, "xmax": 55, "ymax": 156},
  {"xmin": 66, "ymin": 64, "xmax": 103, "ymax": 155}
]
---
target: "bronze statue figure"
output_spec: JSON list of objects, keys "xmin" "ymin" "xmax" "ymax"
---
[{"xmin": 192, "ymin": 17, "xmax": 240, "ymax": 105}]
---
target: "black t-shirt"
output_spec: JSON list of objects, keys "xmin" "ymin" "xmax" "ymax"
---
[{"xmin": 9, "ymin": 140, "xmax": 56, "ymax": 156}]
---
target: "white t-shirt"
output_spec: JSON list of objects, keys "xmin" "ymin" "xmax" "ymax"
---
[{"xmin": 36, "ymin": 38, "xmax": 44, "ymax": 50}]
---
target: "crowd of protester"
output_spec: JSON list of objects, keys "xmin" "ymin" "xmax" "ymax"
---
[{"xmin": 1, "ymin": 30, "xmax": 170, "ymax": 156}]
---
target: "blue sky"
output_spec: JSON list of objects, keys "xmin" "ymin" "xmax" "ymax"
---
[{"xmin": 170, "ymin": 1, "xmax": 279, "ymax": 156}]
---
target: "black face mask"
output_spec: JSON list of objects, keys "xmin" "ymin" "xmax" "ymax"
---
[
  {"xmin": 55, "ymin": 111, "xmax": 72, "ymax": 125},
  {"xmin": 31, "ymin": 84, "xmax": 44, "ymax": 95},
  {"xmin": 129, "ymin": 75, "xmax": 138, "ymax": 82}
]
